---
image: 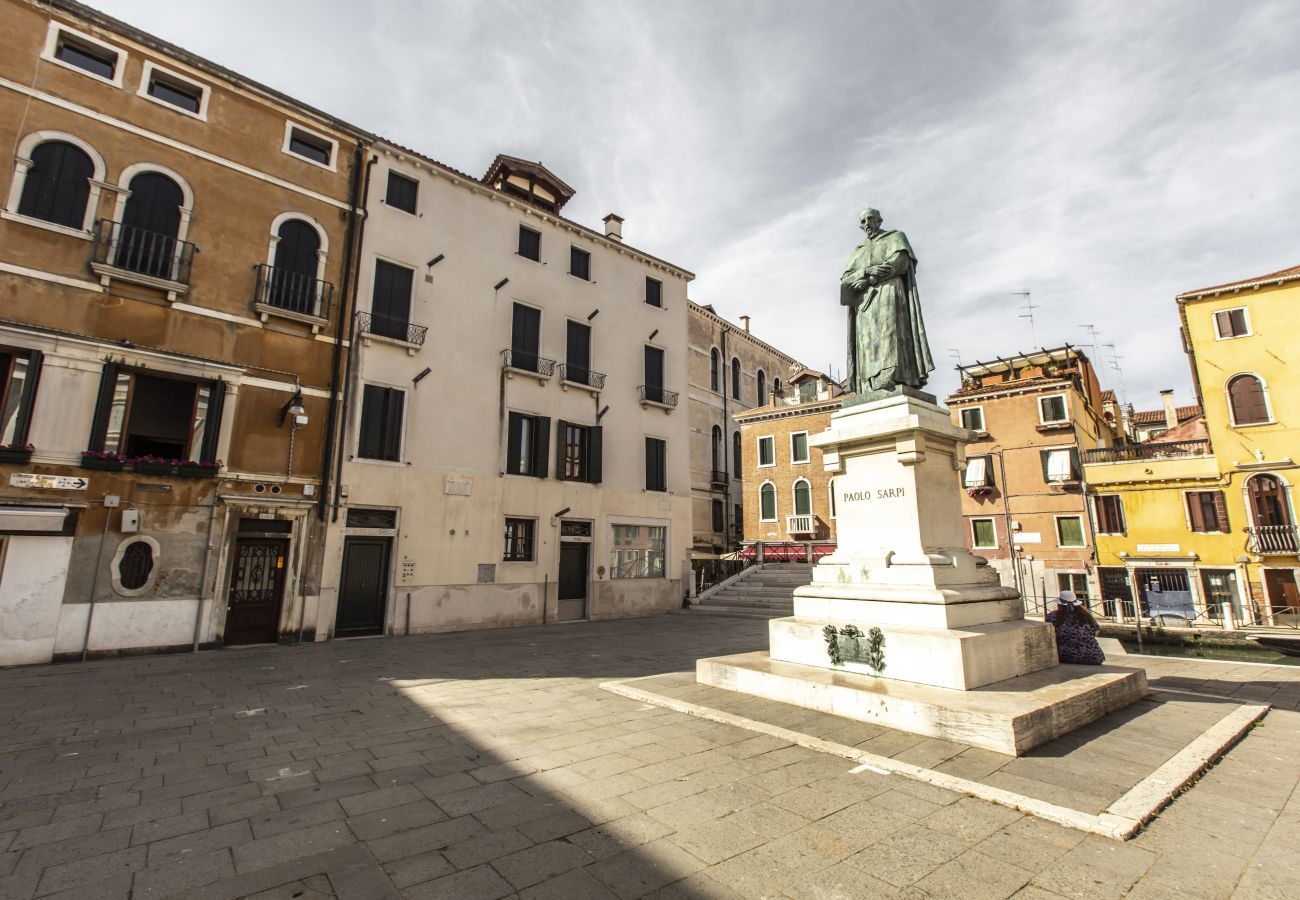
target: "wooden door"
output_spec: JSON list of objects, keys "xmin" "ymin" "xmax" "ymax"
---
[
  {"xmin": 224, "ymin": 538, "xmax": 288, "ymax": 645},
  {"xmin": 337, "ymin": 537, "xmax": 390, "ymax": 637},
  {"xmin": 1264, "ymin": 569, "xmax": 1300, "ymax": 619},
  {"xmin": 557, "ymin": 543, "xmax": 588, "ymax": 622}
]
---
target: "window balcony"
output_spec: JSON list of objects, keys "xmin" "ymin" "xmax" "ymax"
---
[
  {"xmin": 1083, "ymin": 440, "xmax": 1212, "ymax": 464},
  {"xmin": 358, "ymin": 311, "xmax": 428, "ymax": 354},
  {"xmin": 639, "ymin": 384, "xmax": 678, "ymax": 410},
  {"xmin": 502, "ymin": 349, "xmax": 556, "ymax": 384},
  {"xmin": 710, "ymin": 469, "xmax": 728, "ymax": 489},
  {"xmin": 252, "ymin": 263, "xmax": 334, "ymax": 332},
  {"xmin": 787, "ymin": 514, "xmax": 815, "ymax": 535},
  {"xmin": 557, "ymin": 363, "xmax": 605, "ymax": 392},
  {"xmin": 1247, "ymin": 525, "xmax": 1300, "ymax": 555},
  {"xmin": 90, "ymin": 219, "xmax": 196, "ymax": 300}
]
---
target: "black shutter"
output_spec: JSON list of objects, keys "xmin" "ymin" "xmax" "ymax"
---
[
  {"xmin": 533, "ymin": 416, "xmax": 550, "ymax": 477},
  {"xmin": 567, "ymin": 321, "xmax": 590, "ymax": 382},
  {"xmin": 382, "ymin": 389, "xmax": 404, "ymax": 461},
  {"xmin": 358, "ymin": 384, "xmax": 381, "ymax": 459},
  {"xmin": 588, "ymin": 426, "xmax": 603, "ymax": 484},
  {"xmin": 555, "ymin": 419, "xmax": 568, "ymax": 480},
  {"xmin": 646, "ymin": 278, "xmax": 662, "ymax": 308},
  {"xmin": 87, "ymin": 362, "xmax": 120, "ymax": 451},
  {"xmin": 1069, "ymin": 447, "xmax": 1081, "ymax": 480},
  {"xmin": 373, "ymin": 261, "xmax": 412, "ymax": 338},
  {"xmin": 19, "ymin": 142, "xmax": 93, "ymax": 229},
  {"xmin": 512, "ymin": 304, "xmax": 540, "ymax": 371},
  {"xmin": 12, "ymin": 350, "xmax": 42, "ymax": 446},
  {"xmin": 506, "ymin": 412, "xmax": 523, "ymax": 475},
  {"xmin": 199, "ymin": 379, "xmax": 226, "ymax": 462},
  {"xmin": 1039, "ymin": 449, "xmax": 1050, "ymax": 483}
]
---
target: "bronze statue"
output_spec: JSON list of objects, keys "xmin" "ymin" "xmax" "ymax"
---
[{"xmin": 840, "ymin": 208, "xmax": 934, "ymax": 396}]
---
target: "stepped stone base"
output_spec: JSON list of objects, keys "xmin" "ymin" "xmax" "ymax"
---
[{"xmin": 697, "ymin": 651, "xmax": 1149, "ymax": 756}]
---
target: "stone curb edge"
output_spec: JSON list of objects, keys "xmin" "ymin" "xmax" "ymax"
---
[{"xmin": 599, "ymin": 677, "xmax": 1268, "ymax": 842}]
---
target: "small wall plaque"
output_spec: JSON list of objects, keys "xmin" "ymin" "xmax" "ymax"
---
[{"xmin": 477, "ymin": 564, "xmax": 496, "ymax": 583}]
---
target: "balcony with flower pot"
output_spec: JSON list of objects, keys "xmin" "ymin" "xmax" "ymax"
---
[{"xmin": 0, "ymin": 444, "xmax": 34, "ymax": 465}]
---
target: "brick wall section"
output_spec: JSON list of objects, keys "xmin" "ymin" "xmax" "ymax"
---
[{"xmin": 737, "ymin": 401, "xmax": 838, "ymax": 544}]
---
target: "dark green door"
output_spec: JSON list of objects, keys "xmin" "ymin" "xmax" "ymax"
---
[
  {"xmin": 337, "ymin": 537, "xmax": 390, "ymax": 637},
  {"xmin": 558, "ymin": 542, "xmax": 588, "ymax": 622}
]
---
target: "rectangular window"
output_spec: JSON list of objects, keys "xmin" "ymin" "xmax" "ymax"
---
[
  {"xmin": 712, "ymin": 500, "xmax": 724, "ymax": 533},
  {"xmin": 790, "ymin": 432, "xmax": 810, "ymax": 464},
  {"xmin": 371, "ymin": 260, "xmax": 413, "ymax": 340},
  {"xmin": 506, "ymin": 412, "xmax": 550, "ymax": 477},
  {"xmin": 645, "ymin": 437, "xmax": 667, "ymax": 492},
  {"xmin": 963, "ymin": 455, "xmax": 992, "ymax": 488},
  {"xmin": 1214, "ymin": 307, "xmax": 1250, "ymax": 339},
  {"xmin": 960, "ymin": 407, "xmax": 985, "ymax": 432},
  {"xmin": 503, "ymin": 518, "xmax": 535, "ymax": 562},
  {"xmin": 53, "ymin": 31, "xmax": 120, "ymax": 81},
  {"xmin": 89, "ymin": 364, "xmax": 224, "ymax": 462},
  {"xmin": 357, "ymin": 384, "xmax": 404, "ymax": 461},
  {"xmin": 557, "ymin": 420, "xmax": 602, "ymax": 483},
  {"xmin": 385, "ymin": 171, "xmax": 419, "ymax": 214},
  {"xmin": 734, "ymin": 504, "xmax": 743, "ymax": 536},
  {"xmin": 518, "ymin": 225, "xmax": 541, "ymax": 261},
  {"xmin": 1093, "ymin": 494, "xmax": 1127, "ymax": 534},
  {"xmin": 757, "ymin": 436, "xmax": 775, "ymax": 467},
  {"xmin": 643, "ymin": 346, "xmax": 665, "ymax": 403},
  {"xmin": 565, "ymin": 320, "xmax": 591, "ymax": 385},
  {"xmin": 142, "ymin": 64, "xmax": 204, "ymax": 115},
  {"xmin": 645, "ymin": 277, "xmax": 662, "ymax": 308},
  {"xmin": 1055, "ymin": 516, "xmax": 1086, "ymax": 548},
  {"xmin": 1200, "ymin": 569, "xmax": 1239, "ymax": 619},
  {"xmin": 1041, "ymin": 447, "xmax": 1080, "ymax": 483},
  {"xmin": 610, "ymin": 524, "xmax": 666, "ymax": 579},
  {"xmin": 285, "ymin": 125, "xmax": 335, "ymax": 167},
  {"xmin": 1039, "ymin": 394, "xmax": 1068, "ymax": 424},
  {"xmin": 1186, "ymin": 490, "xmax": 1229, "ymax": 533},
  {"xmin": 1057, "ymin": 573, "xmax": 1089, "ymax": 599},
  {"xmin": 510, "ymin": 303, "xmax": 542, "ymax": 372},
  {"xmin": 0, "ymin": 349, "xmax": 43, "ymax": 448},
  {"xmin": 971, "ymin": 518, "xmax": 997, "ymax": 549},
  {"xmin": 570, "ymin": 246, "xmax": 590, "ymax": 281}
]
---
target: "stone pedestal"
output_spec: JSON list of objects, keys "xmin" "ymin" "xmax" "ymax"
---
[{"xmin": 698, "ymin": 393, "xmax": 1146, "ymax": 755}]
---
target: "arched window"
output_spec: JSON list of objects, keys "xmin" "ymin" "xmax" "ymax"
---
[
  {"xmin": 759, "ymin": 482, "xmax": 777, "ymax": 522},
  {"xmin": 711, "ymin": 425, "xmax": 722, "ymax": 472},
  {"xmin": 793, "ymin": 479, "xmax": 812, "ymax": 516},
  {"xmin": 731, "ymin": 357, "xmax": 741, "ymax": 400},
  {"xmin": 17, "ymin": 140, "xmax": 94, "ymax": 228},
  {"xmin": 757, "ymin": 370, "xmax": 767, "ymax": 406},
  {"xmin": 1248, "ymin": 474, "xmax": 1292, "ymax": 528},
  {"xmin": 269, "ymin": 218, "xmax": 323, "ymax": 316},
  {"xmin": 1227, "ymin": 374, "xmax": 1270, "ymax": 426},
  {"xmin": 115, "ymin": 171, "xmax": 184, "ymax": 279},
  {"xmin": 732, "ymin": 431, "xmax": 742, "ymax": 478},
  {"xmin": 710, "ymin": 348, "xmax": 720, "ymax": 392}
]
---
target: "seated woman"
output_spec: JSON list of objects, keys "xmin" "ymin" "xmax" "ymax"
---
[{"xmin": 1047, "ymin": 590, "xmax": 1105, "ymax": 665}]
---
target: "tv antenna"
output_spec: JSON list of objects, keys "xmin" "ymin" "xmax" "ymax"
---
[
  {"xmin": 1013, "ymin": 291, "xmax": 1037, "ymax": 344},
  {"xmin": 1102, "ymin": 342, "xmax": 1128, "ymax": 403},
  {"xmin": 1078, "ymin": 324, "xmax": 1102, "ymax": 361},
  {"xmin": 947, "ymin": 348, "xmax": 962, "ymax": 369}
]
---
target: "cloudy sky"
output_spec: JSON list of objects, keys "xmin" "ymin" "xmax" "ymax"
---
[{"xmin": 97, "ymin": 0, "xmax": 1300, "ymax": 409}]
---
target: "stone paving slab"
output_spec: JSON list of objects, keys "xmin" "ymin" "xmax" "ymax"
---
[{"xmin": 0, "ymin": 616, "xmax": 1297, "ymax": 898}]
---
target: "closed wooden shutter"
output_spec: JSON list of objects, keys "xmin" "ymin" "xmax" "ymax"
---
[
  {"xmin": 199, "ymin": 379, "xmax": 225, "ymax": 462},
  {"xmin": 512, "ymin": 304, "xmax": 541, "ymax": 370},
  {"xmin": 533, "ymin": 416, "xmax": 550, "ymax": 477},
  {"xmin": 555, "ymin": 419, "xmax": 568, "ymax": 480},
  {"xmin": 359, "ymin": 385, "xmax": 403, "ymax": 461},
  {"xmin": 11, "ymin": 349, "xmax": 42, "ymax": 446},
  {"xmin": 588, "ymin": 426, "xmax": 603, "ymax": 484},
  {"xmin": 1186, "ymin": 493, "xmax": 1206, "ymax": 532},
  {"xmin": 372, "ymin": 261, "xmax": 413, "ymax": 337},
  {"xmin": 382, "ymin": 389, "xmax": 404, "ymax": 460},
  {"xmin": 506, "ymin": 412, "xmax": 524, "ymax": 475},
  {"xmin": 87, "ymin": 361, "xmax": 121, "ymax": 451},
  {"xmin": 1229, "ymin": 375, "xmax": 1268, "ymax": 424},
  {"xmin": 1212, "ymin": 490, "xmax": 1229, "ymax": 532}
]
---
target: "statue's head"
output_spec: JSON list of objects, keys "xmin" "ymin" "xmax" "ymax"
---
[{"xmin": 859, "ymin": 208, "xmax": 883, "ymax": 234}]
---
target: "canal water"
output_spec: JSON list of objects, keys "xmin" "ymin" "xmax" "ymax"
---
[{"xmin": 1119, "ymin": 639, "xmax": 1300, "ymax": 667}]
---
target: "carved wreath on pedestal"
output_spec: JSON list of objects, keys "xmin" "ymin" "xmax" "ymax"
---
[{"xmin": 823, "ymin": 624, "xmax": 886, "ymax": 674}]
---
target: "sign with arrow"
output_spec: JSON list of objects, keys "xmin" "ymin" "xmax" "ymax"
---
[{"xmin": 9, "ymin": 473, "xmax": 89, "ymax": 491}]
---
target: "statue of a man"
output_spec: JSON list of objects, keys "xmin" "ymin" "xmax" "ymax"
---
[{"xmin": 841, "ymin": 208, "xmax": 934, "ymax": 395}]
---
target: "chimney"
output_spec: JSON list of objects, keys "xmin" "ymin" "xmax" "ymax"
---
[
  {"xmin": 738, "ymin": 315, "xmax": 750, "ymax": 333},
  {"xmin": 1160, "ymin": 389, "xmax": 1178, "ymax": 430},
  {"xmin": 602, "ymin": 213, "xmax": 623, "ymax": 242}
]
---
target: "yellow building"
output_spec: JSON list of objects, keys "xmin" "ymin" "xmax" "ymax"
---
[
  {"xmin": 1084, "ymin": 262, "xmax": 1300, "ymax": 628},
  {"xmin": 1180, "ymin": 264, "xmax": 1300, "ymax": 626}
]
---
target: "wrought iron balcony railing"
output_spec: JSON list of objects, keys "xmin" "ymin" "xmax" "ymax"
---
[
  {"xmin": 557, "ymin": 363, "xmax": 606, "ymax": 390},
  {"xmin": 710, "ymin": 469, "xmax": 729, "ymax": 488},
  {"xmin": 501, "ymin": 349, "xmax": 556, "ymax": 377},
  {"xmin": 358, "ymin": 311, "xmax": 428, "ymax": 346},
  {"xmin": 1083, "ymin": 440, "xmax": 1212, "ymax": 464},
  {"xmin": 91, "ymin": 219, "xmax": 196, "ymax": 286},
  {"xmin": 1247, "ymin": 525, "xmax": 1300, "ymax": 555},
  {"xmin": 253, "ymin": 264, "xmax": 333, "ymax": 320},
  {"xmin": 639, "ymin": 385, "xmax": 679, "ymax": 408},
  {"xmin": 787, "ymin": 514, "xmax": 815, "ymax": 535}
]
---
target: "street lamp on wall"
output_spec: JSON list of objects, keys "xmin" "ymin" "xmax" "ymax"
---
[{"xmin": 279, "ymin": 390, "xmax": 308, "ymax": 429}]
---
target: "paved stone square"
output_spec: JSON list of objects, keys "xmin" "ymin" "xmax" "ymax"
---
[{"xmin": 1, "ymin": 616, "xmax": 1297, "ymax": 899}]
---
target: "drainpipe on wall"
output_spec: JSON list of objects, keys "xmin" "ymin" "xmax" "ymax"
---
[
  {"xmin": 720, "ymin": 325, "xmax": 731, "ymax": 552},
  {"xmin": 332, "ymin": 152, "xmax": 378, "ymax": 523},
  {"xmin": 320, "ymin": 143, "xmax": 366, "ymax": 522},
  {"xmin": 81, "ymin": 499, "xmax": 115, "ymax": 662},
  {"xmin": 190, "ymin": 497, "xmax": 220, "ymax": 652}
]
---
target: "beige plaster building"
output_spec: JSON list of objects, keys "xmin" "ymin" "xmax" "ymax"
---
[
  {"xmin": 945, "ymin": 347, "xmax": 1122, "ymax": 610},
  {"xmin": 686, "ymin": 302, "xmax": 805, "ymax": 555},
  {"xmin": 316, "ymin": 148, "xmax": 695, "ymax": 637},
  {"xmin": 736, "ymin": 371, "xmax": 844, "ymax": 547}
]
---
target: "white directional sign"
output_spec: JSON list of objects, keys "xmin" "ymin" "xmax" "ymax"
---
[{"xmin": 9, "ymin": 473, "xmax": 89, "ymax": 491}]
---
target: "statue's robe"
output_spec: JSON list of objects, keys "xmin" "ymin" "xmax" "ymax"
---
[{"xmin": 840, "ymin": 229, "xmax": 934, "ymax": 394}]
